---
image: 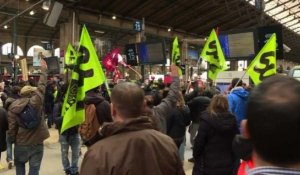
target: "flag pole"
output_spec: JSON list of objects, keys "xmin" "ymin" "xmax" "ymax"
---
[
  {"xmin": 234, "ymin": 54, "xmax": 257, "ymax": 88},
  {"xmin": 127, "ymin": 65, "xmax": 142, "ymax": 79},
  {"xmin": 233, "ymin": 70, "xmax": 248, "ymax": 88}
]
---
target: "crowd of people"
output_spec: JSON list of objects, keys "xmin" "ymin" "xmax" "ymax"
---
[{"xmin": 0, "ymin": 61, "xmax": 299, "ymax": 175}]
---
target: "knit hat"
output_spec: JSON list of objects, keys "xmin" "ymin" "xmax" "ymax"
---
[{"xmin": 20, "ymin": 85, "xmax": 37, "ymax": 96}]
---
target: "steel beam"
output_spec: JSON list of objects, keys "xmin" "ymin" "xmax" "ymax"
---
[{"xmin": 264, "ymin": 1, "xmax": 290, "ymax": 14}]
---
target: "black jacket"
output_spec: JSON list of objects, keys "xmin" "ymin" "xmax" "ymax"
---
[
  {"xmin": 84, "ymin": 91, "xmax": 112, "ymax": 125},
  {"xmin": 187, "ymin": 96, "xmax": 211, "ymax": 123},
  {"xmin": 44, "ymin": 84, "xmax": 54, "ymax": 114},
  {"xmin": 0, "ymin": 107, "xmax": 8, "ymax": 152},
  {"xmin": 166, "ymin": 105, "xmax": 191, "ymax": 147},
  {"xmin": 193, "ymin": 111, "xmax": 238, "ymax": 175},
  {"xmin": 53, "ymin": 101, "xmax": 79, "ymax": 136}
]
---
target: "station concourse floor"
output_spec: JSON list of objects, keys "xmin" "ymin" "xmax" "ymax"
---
[{"xmin": 0, "ymin": 128, "xmax": 194, "ymax": 175}]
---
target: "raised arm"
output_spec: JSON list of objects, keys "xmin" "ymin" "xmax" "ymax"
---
[{"xmin": 152, "ymin": 64, "xmax": 180, "ymax": 133}]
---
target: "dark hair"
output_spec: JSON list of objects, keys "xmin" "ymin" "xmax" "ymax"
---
[
  {"xmin": 247, "ymin": 75, "xmax": 300, "ymax": 166},
  {"xmin": 11, "ymin": 86, "xmax": 21, "ymax": 95},
  {"xmin": 111, "ymin": 82, "xmax": 145, "ymax": 118},
  {"xmin": 231, "ymin": 78, "xmax": 243, "ymax": 87}
]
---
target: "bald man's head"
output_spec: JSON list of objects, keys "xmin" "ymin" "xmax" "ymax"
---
[{"xmin": 111, "ymin": 82, "xmax": 145, "ymax": 118}]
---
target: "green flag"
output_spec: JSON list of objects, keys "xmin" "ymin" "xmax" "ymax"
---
[
  {"xmin": 64, "ymin": 43, "xmax": 76, "ymax": 73},
  {"xmin": 200, "ymin": 29, "xmax": 228, "ymax": 80},
  {"xmin": 171, "ymin": 36, "xmax": 183, "ymax": 75},
  {"xmin": 64, "ymin": 43, "xmax": 76, "ymax": 66},
  {"xmin": 247, "ymin": 33, "xmax": 276, "ymax": 85},
  {"xmin": 172, "ymin": 37, "xmax": 180, "ymax": 64},
  {"xmin": 61, "ymin": 25, "xmax": 106, "ymax": 133}
]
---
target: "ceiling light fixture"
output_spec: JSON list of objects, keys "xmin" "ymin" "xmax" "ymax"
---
[
  {"xmin": 112, "ymin": 15, "xmax": 116, "ymax": 20},
  {"xmin": 95, "ymin": 30, "xmax": 105, "ymax": 34},
  {"xmin": 3, "ymin": 25, "xmax": 8, "ymax": 29},
  {"xmin": 29, "ymin": 10, "xmax": 35, "ymax": 15},
  {"xmin": 167, "ymin": 28, "xmax": 171, "ymax": 32},
  {"xmin": 42, "ymin": 0, "xmax": 51, "ymax": 11}
]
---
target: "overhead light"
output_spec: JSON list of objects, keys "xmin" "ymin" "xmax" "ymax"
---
[
  {"xmin": 3, "ymin": 25, "xmax": 8, "ymax": 29},
  {"xmin": 167, "ymin": 28, "xmax": 171, "ymax": 32},
  {"xmin": 42, "ymin": 0, "xmax": 51, "ymax": 11},
  {"xmin": 112, "ymin": 15, "xmax": 116, "ymax": 20},
  {"xmin": 41, "ymin": 40, "xmax": 50, "ymax": 43},
  {"xmin": 29, "ymin": 10, "xmax": 35, "ymax": 15},
  {"xmin": 14, "ymin": 55, "xmax": 20, "ymax": 59},
  {"xmin": 95, "ymin": 30, "xmax": 105, "ymax": 34}
]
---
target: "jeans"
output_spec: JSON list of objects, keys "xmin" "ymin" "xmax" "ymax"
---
[
  {"xmin": 6, "ymin": 132, "xmax": 13, "ymax": 162},
  {"xmin": 189, "ymin": 123, "xmax": 199, "ymax": 146},
  {"xmin": 47, "ymin": 113, "xmax": 53, "ymax": 128},
  {"xmin": 14, "ymin": 144, "xmax": 44, "ymax": 175},
  {"xmin": 178, "ymin": 137, "xmax": 186, "ymax": 161},
  {"xmin": 59, "ymin": 133, "xmax": 80, "ymax": 174}
]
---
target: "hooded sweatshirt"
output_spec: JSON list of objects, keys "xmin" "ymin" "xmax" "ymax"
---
[
  {"xmin": 227, "ymin": 86, "xmax": 249, "ymax": 130},
  {"xmin": 193, "ymin": 111, "xmax": 238, "ymax": 175},
  {"xmin": 84, "ymin": 91, "xmax": 112, "ymax": 125}
]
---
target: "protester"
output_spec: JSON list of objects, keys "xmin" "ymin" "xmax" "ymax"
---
[
  {"xmin": 227, "ymin": 78, "xmax": 249, "ymax": 132},
  {"xmin": 166, "ymin": 91, "xmax": 191, "ymax": 160},
  {"xmin": 80, "ymin": 64, "xmax": 185, "ymax": 175},
  {"xmin": 81, "ymin": 86, "xmax": 112, "ymax": 146},
  {"xmin": 193, "ymin": 95, "xmax": 238, "ymax": 175},
  {"xmin": 242, "ymin": 75, "xmax": 300, "ymax": 174},
  {"xmin": 4, "ymin": 85, "xmax": 21, "ymax": 169},
  {"xmin": 53, "ymin": 84, "xmax": 80, "ymax": 175},
  {"xmin": 7, "ymin": 59, "xmax": 50, "ymax": 175},
  {"xmin": 44, "ymin": 81, "xmax": 56, "ymax": 128},
  {"xmin": 185, "ymin": 83, "xmax": 211, "ymax": 162},
  {"xmin": 150, "ymin": 64, "xmax": 181, "ymax": 133},
  {"xmin": 0, "ymin": 107, "xmax": 8, "ymax": 170}
]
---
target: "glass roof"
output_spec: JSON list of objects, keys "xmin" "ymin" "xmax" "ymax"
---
[{"xmin": 247, "ymin": 0, "xmax": 300, "ymax": 33}]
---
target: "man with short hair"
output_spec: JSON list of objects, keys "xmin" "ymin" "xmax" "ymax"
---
[
  {"xmin": 242, "ymin": 75, "xmax": 300, "ymax": 174},
  {"xmin": 80, "ymin": 64, "xmax": 185, "ymax": 175},
  {"xmin": 7, "ymin": 59, "xmax": 50, "ymax": 175}
]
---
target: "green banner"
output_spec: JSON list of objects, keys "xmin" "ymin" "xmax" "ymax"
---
[
  {"xmin": 247, "ymin": 33, "xmax": 277, "ymax": 85},
  {"xmin": 61, "ymin": 25, "xmax": 106, "ymax": 133},
  {"xmin": 172, "ymin": 36, "xmax": 182, "ymax": 75},
  {"xmin": 200, "ymin": 29, "xmax": 228, "ymax": 80}
]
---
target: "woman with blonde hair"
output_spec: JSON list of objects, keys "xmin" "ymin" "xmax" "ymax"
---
[{"xmin": 193, "ymin": 95, "xmax": 238, "ymax": 175}]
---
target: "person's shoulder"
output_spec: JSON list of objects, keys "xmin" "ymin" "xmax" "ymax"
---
[
  {"xmin": 97, "ymin": 129, "xmax": 175, "ymax": 148},
  {"xmin": 140, "ymin": 129, "xmax": 177, "ymax": 145}
]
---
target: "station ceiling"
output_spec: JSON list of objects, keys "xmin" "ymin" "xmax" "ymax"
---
[{"xmin": 0, "ymin": 0, "xmax": 300, "ymax": 62}]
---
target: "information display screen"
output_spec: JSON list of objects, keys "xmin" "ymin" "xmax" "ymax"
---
[
  {"xmin": 138, "ymin": 41, "xmax": 166, "ymax": 65},
  {"xmin": 219, "ymin": 32, "xmax": 255, "ymax": 59}
]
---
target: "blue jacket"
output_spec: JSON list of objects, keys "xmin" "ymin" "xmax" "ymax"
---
[{"xmin": 227, "ymin": 87, "xmax": 249, "ymax": 131}]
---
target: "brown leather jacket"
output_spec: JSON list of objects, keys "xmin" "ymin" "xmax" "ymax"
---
[
  {"xmin": 80, "ymin": 116, "xmax": 185, "ymax": 175},
  {"xmin": 7, "ymin": 72, "xmax": 50, "ymax": 145}
]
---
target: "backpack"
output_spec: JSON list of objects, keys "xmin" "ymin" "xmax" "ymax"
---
[
  {"xmin": 79, "ymin": 104, "xmax": 100, "ymax": 142},
  {"xmin": 19, "ymin": 102, "xmax": 40, "ymax": 129}
]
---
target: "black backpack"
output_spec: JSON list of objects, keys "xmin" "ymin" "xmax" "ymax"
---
[{"xmin": 19, "ymin": 100, "xmax": 40, "ymax": 129}]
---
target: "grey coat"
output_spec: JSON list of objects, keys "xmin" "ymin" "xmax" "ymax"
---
[{"xmin": 152, "ymin": 76, "xmax": 180, "ymax": 133}]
